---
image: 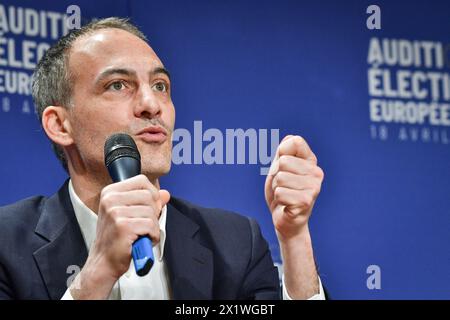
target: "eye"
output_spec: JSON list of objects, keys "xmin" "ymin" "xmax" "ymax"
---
[
  {"xmin": 107, "ymin": 81, "xmax": 126, "ymax": 91},
  {"xmin": 153, "ymin": 82, "xmax": 168, "ymax": 92}
]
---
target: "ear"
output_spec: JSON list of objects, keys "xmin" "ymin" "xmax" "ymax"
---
[{"xmin": 41, "ymin": 106, "xmax": 74, "ymax": 147}]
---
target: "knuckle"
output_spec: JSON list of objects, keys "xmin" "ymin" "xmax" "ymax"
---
[
  {"xmin": 100, "ymin": 186, "xmax": 110, "ymax": 201},
  {"xmin": 137, "ymin": 174, "xmax": 147, "ymax": 182},
  {"xmin": 143, "ymin": 188, "xmax": 153, "ymax": 198},
  {"xmin": 144, "ymin": 220, "xmax": 160, "ymax": 241},
  {"xmin": 152, "ymin": 227, "xmax": 160, "ymax": 240},
  {"xmin": 299, "ymin": 194, "xmax": 310, "ymax": 207},
  {"xmin": 108, "ymin": 206, "xmax": 120, "ymax": 219},
  {"xmin": 141, "ymin": 189, "xmax": 155, "ymax": 203},
  {"xmin": 150, "ymin": 226, "xmax": 161, "ymax": 242},
  {"xmin": 135, "ymin": 174, "xmax": 149, "ymax": 188},
  {"xmin": 151, "ymin": 189, "xmax": 159, "ymax": 202},
  {"xmin": 101, "ymin": 192, "xmax": 114, "ymax": 208},
  {"xmin": 275, "ymin": 171, "xmax": 287, "ymax": 186},
  {"xmin": 278, "ymin": 155, "xmax": 289, "ymax": 171},
  {"xmin": 314, "ymin": 166, "xmax": 324, "ymax": 179},
  {"xmin": 304, "ymin": 193, "xmax": 314, "ymax": 207},
  {"xmin": 315, "ymin": 186, "xmax": 321, "ymax": 197},
  {"xmin": 313, "ymin": 180, "xmax": 323, "ymax": 195},
  {"xmin": 154, "ymin": 234, "xmax": 161, "ymax": 243},
  {"xmin": 274, "ymin": 187, "xmax": 283, "ymax": 200}
]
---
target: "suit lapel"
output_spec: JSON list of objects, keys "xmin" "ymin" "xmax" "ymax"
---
[
  {"xmin": 33, "ymin": 180, "xmax": 88, "ymax": 300},
  {"xmin": 165, "ymin": 201, "xmax": 213, "ymax": 299}
]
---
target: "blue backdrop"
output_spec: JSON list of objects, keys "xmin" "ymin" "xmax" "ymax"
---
[{"xmin": 0, "ymin": 0, "xmax": 449, "ymax": 299}]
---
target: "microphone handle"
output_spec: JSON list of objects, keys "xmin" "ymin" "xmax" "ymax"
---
[{"xmin": 108, "ymin": 156, "xmax": 154, "ymax": 276}]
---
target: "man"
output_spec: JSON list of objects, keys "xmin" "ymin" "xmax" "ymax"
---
[{"xmin": 0, "ymin": 18, "xmax": 325, "ymax": 300}]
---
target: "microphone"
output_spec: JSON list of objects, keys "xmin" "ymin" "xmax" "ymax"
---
[{"xmin": 104, "ymin": 133, "xmax": 154, "ymax": 277}]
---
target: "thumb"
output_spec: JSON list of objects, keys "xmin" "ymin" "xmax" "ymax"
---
[
  {"xmin": 159, "ymin": 189, "xmax": 171, "ymax": 206},
  {"xmin": 281, "ymin": 134, "xmax": 294, "ymax": 143}
]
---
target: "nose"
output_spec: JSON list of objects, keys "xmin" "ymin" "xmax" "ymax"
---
[{"xmin": 134, "ymin": 84, "xmax": 162, "ymax": 119}]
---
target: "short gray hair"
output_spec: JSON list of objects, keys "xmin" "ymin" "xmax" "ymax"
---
[{"xmin": 32, "ymin": 17, "xmax": 148, "ymax": 172}]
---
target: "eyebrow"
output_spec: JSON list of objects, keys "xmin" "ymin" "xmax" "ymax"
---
[
  {"xmin": 152, "ymin": 67, "xmax": 171, "ymax": 81},
  {"xmin": 95, "ymin": 66, "xmax": 171, "ymax": 84}
]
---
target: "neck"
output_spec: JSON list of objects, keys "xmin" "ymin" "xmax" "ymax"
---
[{"xmin": 66, "ymin": 148, "xmax": 161, "ymax": 213}]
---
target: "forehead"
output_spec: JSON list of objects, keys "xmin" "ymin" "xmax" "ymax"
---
[{"xmin": 68, "ymin": 28, "xmax": 163, "ymax": 79}]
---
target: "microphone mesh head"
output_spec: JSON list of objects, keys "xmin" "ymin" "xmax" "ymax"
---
[{"xmin": 104, "ymin": 133, "xmax": 141, "ymax": 167}]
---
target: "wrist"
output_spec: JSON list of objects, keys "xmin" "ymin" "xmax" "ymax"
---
[
  {"xmin": 277, "ymin": 226, "xmax": 319, "ymax": 299},
  {"xmin": 277, "ymin": 224, "xmax": 311, "ymax": 247},
  {"xmin": 70, "ymin": 255, "xmax": 118, "ymax": 300},
  {"xmin": 277, "ymin": 225, "xmax": 315, "ymax": 268}
]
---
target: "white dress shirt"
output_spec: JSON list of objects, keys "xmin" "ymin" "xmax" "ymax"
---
[{"xmin": 62, "ymin": 180, "xmax": 325, "ymax": 300}]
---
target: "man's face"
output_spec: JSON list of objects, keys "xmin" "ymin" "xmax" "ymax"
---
[{"xmin": 67, "ymin": 28, "xmax": 175, "ymax": 181}]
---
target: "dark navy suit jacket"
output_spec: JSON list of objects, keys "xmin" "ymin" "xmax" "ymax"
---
[{"xmin": 0, "ymin": 180, "xmax": 280, "ymax": 300}]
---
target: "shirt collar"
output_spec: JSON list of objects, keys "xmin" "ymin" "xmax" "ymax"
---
[{"xmin": 68, "ymin": 179, "xmax": 167, "ymax": 261}]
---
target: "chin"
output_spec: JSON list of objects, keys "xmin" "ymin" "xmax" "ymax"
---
[{"xmin": 141, "ymin": 158, "xmax": 172, "ymax": 178}]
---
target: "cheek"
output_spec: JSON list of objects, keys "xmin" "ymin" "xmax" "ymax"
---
[
  {"xmin": 70, "ymin": 110, "xmax": 116, "ymax": 161},
  {"xmin": 72, "ymin": 103, "xmax": 130, "ymax": 137},
  {"xmin": 165, "ymin": 103, "xmax": 176, "ymax": 130},
  {"xmin": 73, "ymin": 112, "xmax": 102, "ymax": 141},
  {"xmin": 72, "ymin": 124, "xmax": 104, "ymax": 160}
]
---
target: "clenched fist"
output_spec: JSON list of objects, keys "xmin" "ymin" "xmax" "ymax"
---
[
  {"xmin": 70, "ymin": 174, "xmax": 170, "ymax": 299},
  {"xmin": 265, "ymin": 135, "xmax": 324, "ymax": 240}
]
